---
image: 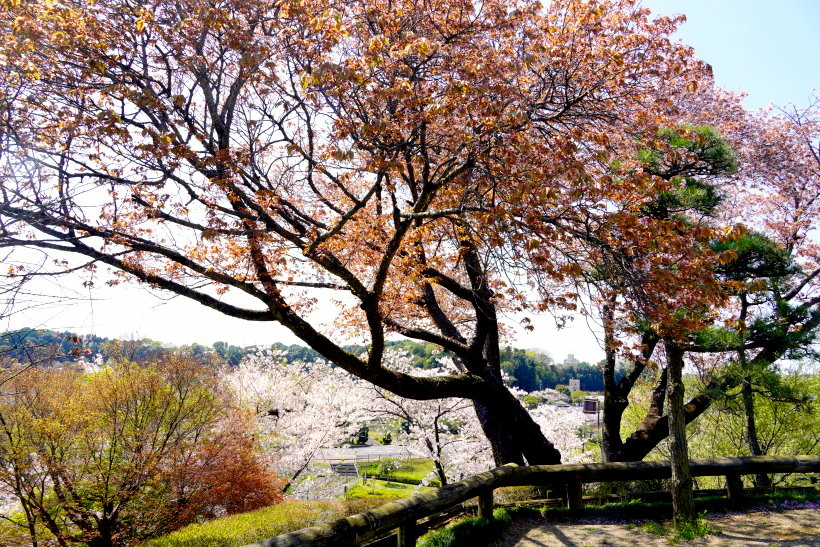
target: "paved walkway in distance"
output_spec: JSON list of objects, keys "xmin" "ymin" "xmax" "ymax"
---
[
  {"xmin": 492, "ymin": 508, "xmax": 820, "ymax": 546},
  {"xmin": 315, "ymin": 444, "xmax": 411, "ymax": 462}
]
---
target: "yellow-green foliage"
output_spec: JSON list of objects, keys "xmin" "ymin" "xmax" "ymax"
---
[
  {"xmin": 146, "ymin": 498, "xmax": 393, "ymax": 547},
  {"xmin": 0, "ymin": 510, "xmax": 55, "ymax": 546},
  {"xmin": 0, "ymin": 357, "xmax": 281, "ymax": 545},
  {"xmin": 621, "ymin": 369, "xmax": 820, "ymax": 488}
]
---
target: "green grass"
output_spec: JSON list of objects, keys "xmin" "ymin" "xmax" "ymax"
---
[
  {"xmin": 144, "ymin": 498, "xmax": 395, "ymax": 547},
  {"xmin": 344, "ymin": 477, "xmax": 437, "ymax": 500},
  {"xmin": 418, "ymin": 508, "xmax": 513, "ymax": 547},
  {"xmin": 358, "ymin": 458, "xmax": 437, "ymax": 484},
  {"xmin": 639, "ymin": 513, "xmax": 716, "ymax": 543},
  {"xmin": 675, "ymin": 515, "xmax": 716, "ymax": 541},
  {"xmin": 640, "ymin": 521, "xmax": 666, "ymax": 537}
]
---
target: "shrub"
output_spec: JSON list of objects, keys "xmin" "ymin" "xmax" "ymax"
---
[
  {"xmin": 495, "ymin": 485, "xmax": 552, "ymax": 503},
  {"xmin": 376, "ymin": 457, "xmax": 400, "ymax": 478}
]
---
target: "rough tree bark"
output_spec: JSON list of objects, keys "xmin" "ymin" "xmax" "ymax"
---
[
  {"xmin": 741, "ymin": 377, "xmax": 772, "ymax": 487},
  {"xmin": 600, "ymin": 301, "xmax": 659, "ymax": 462},
  {"xmin": 665, "ymin": 342, "xmax": 695, "ymax": 524},
  {"xmin": 738, "ymin": 295, "xmax": 772, "ymax": 488}
]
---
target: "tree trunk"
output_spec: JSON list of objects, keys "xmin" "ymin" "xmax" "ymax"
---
[
  {"xmin": 474, "ymin": 381, "xmax": 562, "ymax": 466},
  {"xmin": 612, "ymin": 371, "xmax": 738, "ymax": 463},
  {"xmin": 666, "ymin": 342, "xmax": 695, "ymax": 524},
  {"xmin": 602, "ymin": 364, "xmax": 665, "ymax": 463},
  {"xmin": 474, "ymin": 399, "xmax": 526, "ymax": 465},
  {"xmin": 741, "ymin": 377, "xmax": 772, "ymax": 487},
  {"xmin": 601, "ymin": 396, "xmax": 627, "ymax": 463},
  {"xmin": 426, "ymin": 421, "xmax": 448, "ymax": 486},
  {"xmin": 433, "ymin": 458, "xmax": 448, "ymax": 487},
  {"xmin": 87, "ymin": 520, "xmax": 115, "ymax": 547},
  {"xmin": 736, "ymin": 294, "xmax": 771, "ymax": 488},
  {"xmin": 599, "ymin": 311, "xmax": 658, "ymax": 463},
  {"xmin": 27, "ymin": 516, "xmax": 38, "ymax": 547},
  {"xmin": 600, "ymin": 300, "xmax": 625, "ymax": 463}
]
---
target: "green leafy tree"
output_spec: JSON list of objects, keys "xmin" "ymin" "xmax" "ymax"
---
[
  {"xmin": 0, "ymin": 355, "xmax": 277, "ymax": 547},
  {"xmin": 710, "ymin": 232, "xmax": 812, "ymax": 473},
  {"xmin": 521, "ymin": 395, "xmax": 544, "ymax": 409},
  {"xmin": 376, "ymin": 458, "xmax": 400, "ymax": 480},
  {"xmin": 624, "ymin": 366, "xmax": 819, "ymax": 489}
]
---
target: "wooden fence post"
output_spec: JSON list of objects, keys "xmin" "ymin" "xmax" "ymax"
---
[
  {"xmin": 478, "ymin": 489, "xmax": 494, "ymax": 519},
  {"xmin": 397, "ymin": 521, "xmax": 416, "ymax": 547},
  {"xmin": 725, "ymin": 474, "xmax": 744, "ymax": 503},
  {"xmin": 566, "ymin": 483, "xmax": 583, "ymax": 512}
]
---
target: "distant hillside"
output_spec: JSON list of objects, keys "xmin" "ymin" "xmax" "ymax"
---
[
  {"xmin": 1, "ymin": 328, "xmax": 607, "ymax": 391},
  {"xmin": 0, "ymin": 328, "xmax": 111, "ymax": 363},
  {"xmin": 500, "ymin": 346, "xmax": 614, "ymax": 392},
  {"xmin": 0, "ymin": 328, "xmax": 324, "ymax": 367}
]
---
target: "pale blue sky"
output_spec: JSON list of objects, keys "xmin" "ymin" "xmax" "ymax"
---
[
  {"xmin": 8, "ymin": 1, "xmax": 819, "ymax": 362},
  {"xmin": 642, "ymin": 0, "xmax": 819, "ymax": 109}
]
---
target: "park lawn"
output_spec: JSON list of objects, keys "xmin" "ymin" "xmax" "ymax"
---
[
  {"xmin": 145, "ymin": 497, "xmax": 397, "ymax": 547},
  {"xmin": 358, "ymin": 457, "xmax": 437, "ymax": 483},
  {"xmin": 345, "ymin": 477, "xmax": 438, "ymax": 499}
]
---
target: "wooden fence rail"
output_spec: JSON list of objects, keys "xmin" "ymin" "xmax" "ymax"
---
[{"xmin": 247, "ymin": 455, "xmax": 820, "ymax": 547}]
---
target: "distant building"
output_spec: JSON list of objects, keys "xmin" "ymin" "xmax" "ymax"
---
[
  {"xmin": 564, "ymin": 354, "xmax": 579, "ymax": 366},
  {"xmin": 569, "ymin": 378, "xmax": 580, "ymax": 392}
]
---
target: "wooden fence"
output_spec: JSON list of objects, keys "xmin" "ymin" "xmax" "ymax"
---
[{"xmin": 247, "ymin": 455, "xmax": 820, "ymax": 547}]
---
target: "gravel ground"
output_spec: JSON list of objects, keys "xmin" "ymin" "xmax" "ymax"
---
[{"xmin": 491, "ymin": 508, "xmax": 820, "ymax": 546}]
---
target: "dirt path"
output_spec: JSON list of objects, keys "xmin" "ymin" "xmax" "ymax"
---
[{"xmin": 492, "ymin": 508, "xmax": 820, "ymax": 546}]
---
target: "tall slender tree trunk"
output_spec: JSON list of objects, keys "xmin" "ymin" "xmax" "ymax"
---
[
  {"xmin": 737, "ymin": 295, "xmax": 771, "ymax": 487},
  {"xmin": 26, "ymin": 512, "xmax": 38, "ymax": 547},
  {"xmin": 666, "ymin": 342, "xmax": 695, "ymax": 524},
  {"xmin": 600, "ymin": 300, "xmax": 625, "ymax": 463},
  {"xmin": 741, "ymin": 377, "xmax": 772, "ymax": 487},
  {"xmin": 601, "ymin": 397, "xmax": 627, "ymax": 463},
  {"xmin": 428, "ymin": 415, "xmax": 449, "ymax": 486}
]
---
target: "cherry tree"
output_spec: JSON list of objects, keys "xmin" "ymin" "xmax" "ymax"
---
[
  {"xmin": 362, "ymin": 352, "xmax": 492, "ymax": 485},
  {"xmin": 1, "ymin": 0, "xmax": 734, "ymax": 465},
  {"xmin": 528, "ymin": 404, "xmax": 591, "ymax": 464},
  {"xmin": 222, "ymin": 348, "xmax": 593, "ymax": 491},
  {"xmin": 714, "ymin": 99, "xmax": 820, "ymax": 481},
  {"xmin": 221, "ymin": 350, "xmax": 370, "ymax": 492}
]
